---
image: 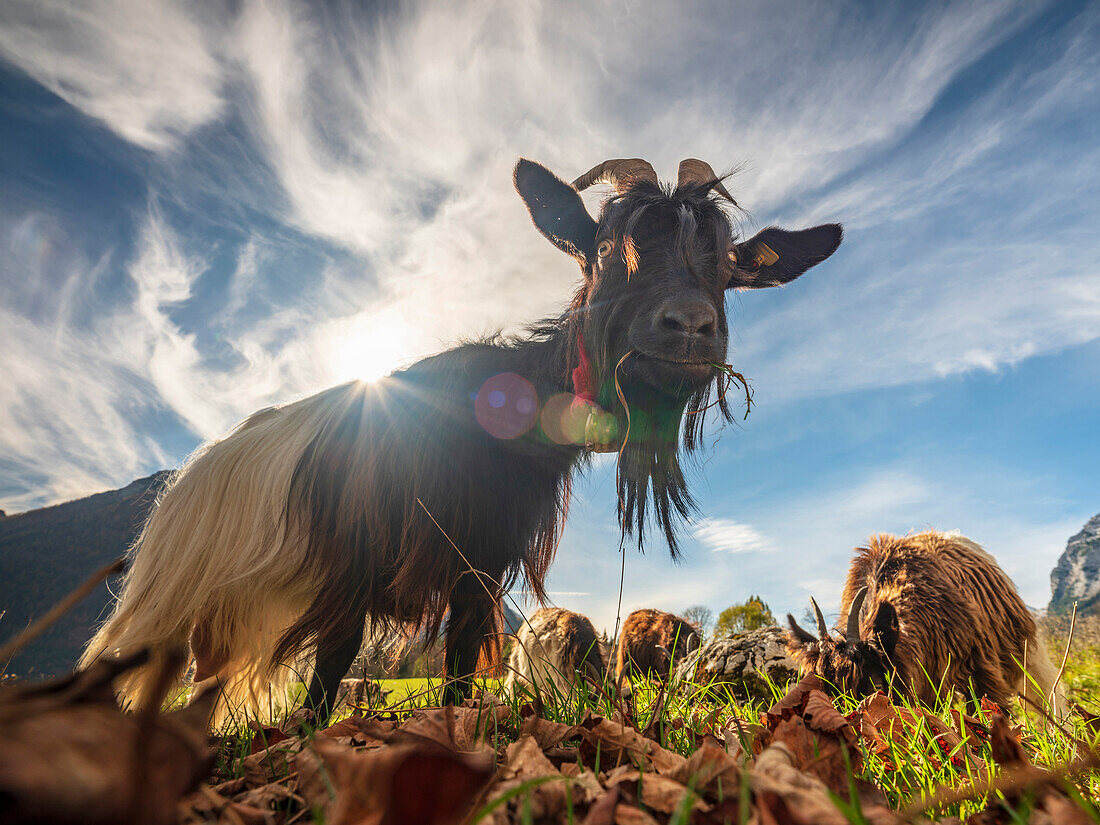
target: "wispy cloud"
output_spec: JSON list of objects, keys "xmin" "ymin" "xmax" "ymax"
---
[
  {"xmin": 694, "ymin": 518, "xmax": 775, "ymax": 555},
  {"xmin": 0, "ymin": 0, "xmax": 223, "ymax": 151}
]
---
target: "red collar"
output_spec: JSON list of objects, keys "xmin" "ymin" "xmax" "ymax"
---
[
  {"xmin": 571, "ymin": 331, "xmax": 597, "ymax": 402},
  {"xmin": 571, "ymin": 332, "xmax": 620, "ymax": 452}
]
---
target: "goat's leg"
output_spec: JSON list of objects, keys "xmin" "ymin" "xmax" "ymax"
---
[
  {"xmin": 303, "ymin": 622, "xmax": 365, "ymax": 724},
  {"xmin": 445, "ymin": 571, "xmax": 500, "ymax": 704}
]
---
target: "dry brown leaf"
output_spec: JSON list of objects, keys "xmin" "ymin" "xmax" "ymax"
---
[
  {"xmin": 245, "ymin": 720, "xmax": 291, "ymax": 755},
  {"xmin": 632, "ymin": 772, "xmax": 708, "ymax": 815},
  {"xmin": 1037, "ymin": 794, "xmax": 1096, "ymax": 825},
  {"xmin": 803, "ymin": 689, "xmax": 855, "ymax": 742},
  {"xmin": 482, "ymin": 734, "xmax": 570, "ymax": 823},
  {"xmin": 665, "ymin": 738, "xmax": 742, "ymax": 799},
  {"xmin": 579, "ymin": 717, "xmax": 687, "ymax": 775},
  {"xmin": 722, "ymin": 719, "xmax": 769, "ymax": 760},
  {"xmin": 563, "ymin": 765, "xmax": 605, "ymax": 807},
  {"xmin": 769, "ymin": 715, "xmax": 855, "ymax": 799},
  {"xmin": 320, "ymin": 714, "xmax": 399, "ymax": 744},
  {"xmin": 0, "ymin": 661, "xmax": 216, "ymax": 825},
  {"xmin": 234, "ymin": 780, "xmax": 301, "ymax": 814},
  {"xmin": 988, "ymin": 713, "xmax": 1028, "ymax": 768},
  {"xmin": 389, "ymin": 704, "xmax": 509, "ymax": 753},
  {"xmin": 185, "ymin": 786, "xmax": 270, "ymax": 825},
  {"xmin": 297, "ymin": 736, "xmax": 491, "ymax": 825},
  {"xmin": 751, "ymin": 743, "xmax": 899, "ymax": 825},
  {"xmin": 209, "ymin": 777, "xmax": 248, "ymax": 798},
  {"xmin": 580, "ymin": 786, "xmax": 621, "ymax": 825},
  {"xmin": 519, "ymin": 714, "xmax": 581, "ymax": 750},
  {"xmin": 239, "ymin": 738, "xmax": 302, "ymax": 788},
  {"xmin": 612, "ymin": 802, "xmax": 662, "ymax": 825},
  {"xmin": 764, "ymin": 672, "xmax": 823, "ymax": 727}
]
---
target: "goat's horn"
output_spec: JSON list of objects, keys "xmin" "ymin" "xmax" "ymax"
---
[
  {"xmin": 677, "ymin": 159, "xmax": 737, "ymax": 204},
  {"xmin": 809, "ymin": 596, "xmax": 830, "ymax": 640},
  {"xmin": 573, "ymin": 158, "xmax": 659, "ymax": 194},
  {"xmin": 846, "ymin": 587, "xmax": 868, "ymax": 641}
]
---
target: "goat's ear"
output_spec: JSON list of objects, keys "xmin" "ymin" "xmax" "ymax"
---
[
  {"xmin": 871, "ymin": 602, "xmax": 900, "ymax": 658},
  {"xmin": 514, "ymin": 159, "xmax": 598, "ymax": 264},
  {"xmin": 729, "ymin": 224, "xmax": 843, "ymax": 289}
]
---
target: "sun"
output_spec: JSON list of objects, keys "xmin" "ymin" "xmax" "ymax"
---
[{"xmin": 326, "ymin": 311, "xmax": 413, "ymax": 383}]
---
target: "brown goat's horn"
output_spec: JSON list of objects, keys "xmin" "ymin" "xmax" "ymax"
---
[
  {"xmin": 573, "ymin": 158, "xmax": 659, "ymax": 194},
  {"xmin": 677, "ymin": 159, "xmax": 737, "ymax": 204},
  {"xmin": 846, "ymin": 587, "xmax": 868, "ymax": 641},
  {"xmin": 809, "ymin": 596, "xmax": 830, "ymax": 640}
]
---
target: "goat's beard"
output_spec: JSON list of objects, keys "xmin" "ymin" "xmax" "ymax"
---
[
  {"xmin": 606, "ymin": 373, "xmax": 731, "ymax": 557},
  {"xmin": 578, "ymin": 294, "xmax": 733, "ymax": 557}
]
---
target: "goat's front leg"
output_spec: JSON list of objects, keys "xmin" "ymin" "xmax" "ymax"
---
[
  {"xmin": 444, "ymin": 570, "xmax": 501, "ymax": 704},
  {"xmin": 303, "ymin": 621, "xmax": 365, "ymax": 724}
]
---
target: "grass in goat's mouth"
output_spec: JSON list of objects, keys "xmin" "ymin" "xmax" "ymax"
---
[{"xmin": 709, "ymin": 361, "xmax": 754, "ymax": 419}]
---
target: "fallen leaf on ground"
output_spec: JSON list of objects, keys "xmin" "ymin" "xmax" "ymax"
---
[
  {"xmin": 297, "ymin": 736, "xmax": 492, "ymax": 825},
  {"xmin": 389, "ymin": 703, "xmax": 510, "ymax": 753},
  {"xmin": 0, "ymin": 654, "xmax": 217, "ymax": 825},
  {"xmin": 482, "ymin": 734, "xmax": 569, "ymax": 823},
  {"xmin": 579, "ymin": 716, "xmax": 687, "ymax": 775}
]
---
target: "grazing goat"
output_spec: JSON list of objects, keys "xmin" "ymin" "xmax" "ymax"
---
[
  {"xmin": 787, "ymin": 531, "xmax": 1060, "ymax": 709},
  {"xmin": 615, "ymin": 609, "xmax": 700, "ymax": 682},
  {"xmin": 335, "ymin": 676, "xmax": 391, "ymax": 712},
  {"xmin": 504, "ymin": 607, "xmax": 608, "ymax": 698},
  {"xmin": 80, "ymin": 157, "xmax": 842, "ymax": 723}
]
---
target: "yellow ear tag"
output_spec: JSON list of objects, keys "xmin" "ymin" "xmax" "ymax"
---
[
  {"xmin": 584, "ymin": 408, "xmax": 620, "ymax": 453},
  {"xmin": 752, "ymin": 242, "xmax": 779, "ymax": 269}
]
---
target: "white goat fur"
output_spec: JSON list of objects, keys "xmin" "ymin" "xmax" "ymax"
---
[
  {"xmin": 79, "ymin": 393, "xmax": 335, "ymax": 726},
  {"xmin": 504, "ymin": 608, "xmax": 606, "ymax": 698}
]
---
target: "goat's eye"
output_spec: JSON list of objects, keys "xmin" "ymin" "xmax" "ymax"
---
[{"xmin": 597, "ymin": 239, "xmax": 614, "ymax": 259}]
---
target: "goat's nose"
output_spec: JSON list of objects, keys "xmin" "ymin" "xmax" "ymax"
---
[{"xmin": 657, "ymin": 299, "xmax": 718, "ymax": 339}]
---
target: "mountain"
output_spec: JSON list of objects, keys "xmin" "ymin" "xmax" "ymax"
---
[
  {"xmin": 1049, "ymin": 513, "xmax": 1100, "ymax": 615},
  {"xmin": 0, "ymin": 472, "xmax": 171, "ymax": 677}
]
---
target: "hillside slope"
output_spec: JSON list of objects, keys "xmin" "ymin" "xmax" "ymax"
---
[{"xmin": 0, "ymin": 472, "xmax": 170, "ymax": 677}]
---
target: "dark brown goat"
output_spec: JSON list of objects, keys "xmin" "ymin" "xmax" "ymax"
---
[
  {"xmin": 504, "ymin": 607, "xmax": 608, "ymax": 697},
  {"xmin": 82, "ymin": 157, "xmax": 841, "ymax": 724},
  {"xmin": 614, "ymin": 609, "xmax": 700, "ymax": 682},
  {"xmin": 787, "ymin": 531, "xmax": 1060, "ymax": 709}
]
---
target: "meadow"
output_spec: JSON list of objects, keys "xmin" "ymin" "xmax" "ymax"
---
[
  {"xmin": 187, "ymin": 614, "xmax": 1100, "ymax": 824},
  {"xmin": 5, "ymin": 589, "xmax": 1098, "ymax": 824}
]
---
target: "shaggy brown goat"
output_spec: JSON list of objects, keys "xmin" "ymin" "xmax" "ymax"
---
[
  {"xmin": 504, "ymin": 607, "xmax": 608, "ymax": 698},
  {"xmin": 81, "ymin": 157, "xmax": 841, "ymax": 724},
  {"xmin": 787, "ymin": 531, "xmax": 1059, "ymax": 709},
  {"xmin": 614, "ymin": 609, "xmax": 700, "ymax": 682}
]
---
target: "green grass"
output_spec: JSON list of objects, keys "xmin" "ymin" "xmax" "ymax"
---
[
  {"xmin": 214, "ymin": 624, "xmax": 1100, "ymax": 823},
  {"xmin": 1042, "ymin": 612, "xmax": 1100, "ymax": 712}
]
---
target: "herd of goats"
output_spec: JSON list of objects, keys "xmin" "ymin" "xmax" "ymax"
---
[
  {"xmin": 73, "ymin": 156, "xmax": 1061, "ymax": 727},
  {"xmin": 505, "ymin": 528, "xmax": 1060, "ymax": 715}
]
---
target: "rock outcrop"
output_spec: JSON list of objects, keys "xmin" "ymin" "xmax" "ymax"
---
[
  {"xmin": 675, "ymin": 625, "xmax": 799, "ymax": 699},
  {"xmin": 1049, "ymin": 513, "xmax": 1100, "ymax": 615}
]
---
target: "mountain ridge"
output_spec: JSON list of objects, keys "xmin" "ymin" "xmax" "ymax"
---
[{"xmin": 1049, "ymin": 512, "xmax": 1100, "ymax": 615}]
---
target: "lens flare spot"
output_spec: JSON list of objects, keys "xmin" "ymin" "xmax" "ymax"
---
[
  {"xmin": 539, "ymin": 392, "xmax": 590, "ymax": 445},
  {"xmin": 475, "ymin": 373, "xmax": 538, "ymax": 439}
]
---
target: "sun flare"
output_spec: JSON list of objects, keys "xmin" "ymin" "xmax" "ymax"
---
[{"xmin": 327, "ymin": 312, "xmax": 413, "ymax": 383}]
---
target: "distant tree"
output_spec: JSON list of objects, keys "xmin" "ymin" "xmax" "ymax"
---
[
  {"xmin": 714, "ymin": 595, "xmax": 776, "ymax": 638},
  {"xmin": 683, "ymin": 605, "xmax": 714, "ymax": 642}
]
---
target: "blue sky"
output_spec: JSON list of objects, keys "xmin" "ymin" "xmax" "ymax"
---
[{"xmin": 1, "ymin": 0, "xmax": 1097, "ymax": 633}]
